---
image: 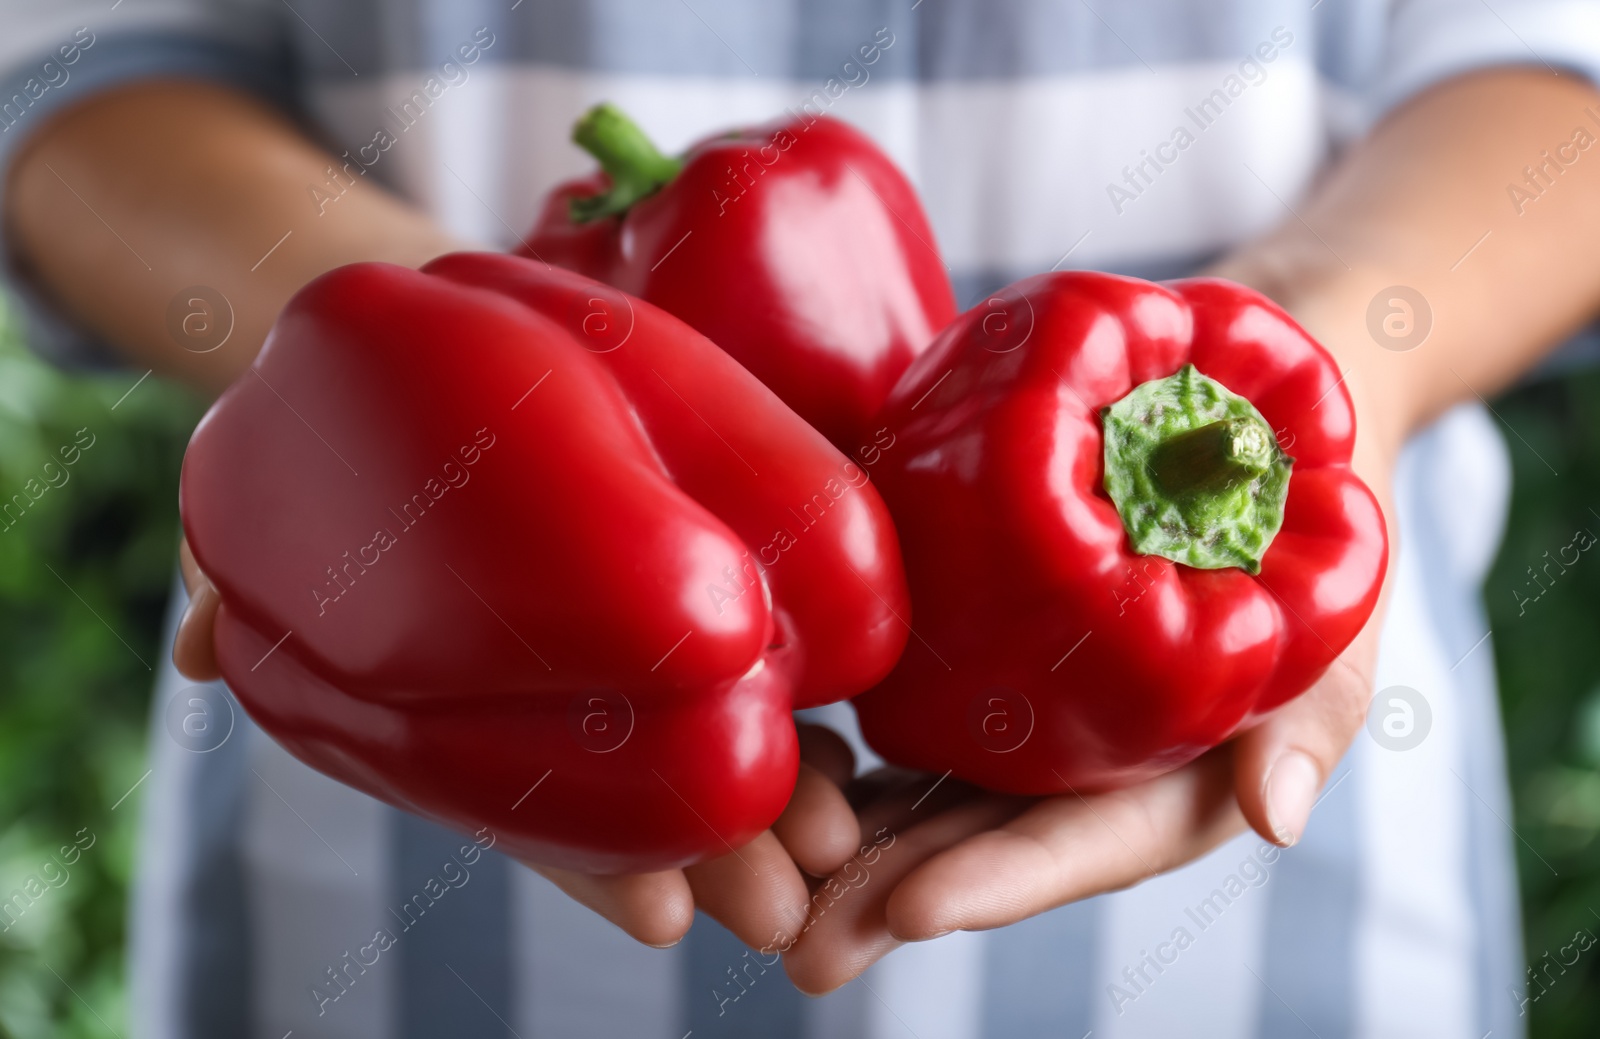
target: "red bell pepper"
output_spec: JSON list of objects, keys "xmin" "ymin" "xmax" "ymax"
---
[
  {"xmin": 180, "ymin": 252, "xmax": 909, "ymax": 872},
  {"xmin": 852, "ymin": 272, "xmax": 1387, "ymax": 794},
  {"xmin": 520, "ymin": 103, "xmax": 957, "ymax": 452}
]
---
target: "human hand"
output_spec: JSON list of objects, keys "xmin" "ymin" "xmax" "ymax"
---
[
  {"xmin": 781, "ymin": 359, "xmax": 1399, "ymax": 994},
  {"xmin": 782, "ymin": 618, "xmax": 1381, "ymax": 993},
  {"xmin": 532, "ymin": 723, "xmax": 862, "ymax": 949},
  {"xmin": 174, "ymin": 543, "xmax": 862, "ymax": 950}
]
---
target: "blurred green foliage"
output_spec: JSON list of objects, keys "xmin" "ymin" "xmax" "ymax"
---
[
  {"xmin": 1489, "ymin": 366, "xmax": 1600, "ymax": 1038},
  {"xmin": 0, "ymin": 286, "xmax": 1599, "ymax": 1039},
  {"xmin": 0, "ymin": 309, "xmax": 200, "ymax": 1039}
]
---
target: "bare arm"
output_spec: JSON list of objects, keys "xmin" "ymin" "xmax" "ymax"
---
[
  {"xmin": 783, "ymin": 67, "xmax": 1600, "ymax": 993},
  {"xmin": 1214, "ymin": 67, "xmax": 1600, "ymax": 456},
  {"xmin": 4, "ymin": 80, "xmax": 464, "ymax": 395}
]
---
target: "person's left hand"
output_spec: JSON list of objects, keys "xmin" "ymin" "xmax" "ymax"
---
[
  {"xmin": 781, "ymin": 356, "xmax": 1399, "ymax": 994},
  {"xmin": 780, "ymin": 614, "xmax": 1382, "ymax": 993}
]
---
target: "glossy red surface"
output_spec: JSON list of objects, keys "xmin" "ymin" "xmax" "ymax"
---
[
  {"xmin": 521, "ymin": 114, "xmax": 957, "ymax": 454},
  {"xmin": 852, "ymin": 272, "xmax": 1388, "ymax": 795},
  {"xmin": 182, "ymin": 254, "xmax": 910, "ymax": 872}
]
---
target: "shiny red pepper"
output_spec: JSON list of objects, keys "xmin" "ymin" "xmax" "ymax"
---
[
  {"xmin": 520, "ymin": 104, "xmax": 957, "ymax": 452},
  {"xmin": 181, "ymin": 252, "xmax": 909, "ymax": 872},
  {"xmin": 852, "ymin": 272, "xmax": 1388, "ymax": 794}
]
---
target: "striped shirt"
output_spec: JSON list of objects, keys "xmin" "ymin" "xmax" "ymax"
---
[{"xmin": 4, "ymin": 1, "xmax": 1595, "ymax": 1035}]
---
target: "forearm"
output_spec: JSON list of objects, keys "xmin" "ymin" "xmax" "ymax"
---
[
  {"xmin": 4, "ymin": 80, "xmax": 469, "ymax": 396},
  {"xmin": 1212, "ymin": 69, "xmax": 1600, "ymax": 457}
]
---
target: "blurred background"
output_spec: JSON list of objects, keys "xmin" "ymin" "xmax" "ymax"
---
[
  {"xmin": 0, "ymin": 304, "xmax": 198, "ymax": 1038},
  {"xmin": 1, "ymin": 296, "xmax": 1600, "ymax": 1038}
]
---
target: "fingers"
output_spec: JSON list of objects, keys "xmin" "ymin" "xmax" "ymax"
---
[
  {"xmin": 685, "ymin": 830, "xmax": 811, "ymax": 952},
  {"xmin": 772, "ymin": 724, "xmax": 861, "ymax": 876},
  {"xmin": 1233, "ymin": 622, "xmax": 1381, "ymax": 847},
  {"xmin": 781, "ymin": 794, "xmax": 1028, "ymax": 995},
  {"xmin": 796, "ymin": 722, "xmax": 855, "ymax": 789},
  {"xmin": 884, "ymin": 749, "xmax": 1242, "ymax": 942},
  {"xmin": 173, "ymin": 539, "xmax": 222, "ymax": 682},
  {"xmin": 772, "ymin": 763, "xmax": 859, "ymax": 877},
  {"xmin": 530, "ymin": 864, "xmax": 695, "ymax": 948}
]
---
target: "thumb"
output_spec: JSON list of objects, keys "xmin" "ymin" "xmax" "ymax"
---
[
  {"xmin": 1232, "ymin": 622, "xmax": 1380, "ymax": 847},
  {"xmin": 174, "ymin": 538, "xmax": 223, "ymax": 682}
]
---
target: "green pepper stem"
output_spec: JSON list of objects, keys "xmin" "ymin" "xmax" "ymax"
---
[
  {"xmin": 568, "ymin": 103, "xmax": 683, "ymax": 223},
  {"xmin": 1101, "ymin": 365, "xmax": 1292, "ymax": 572},
  {"xmin": 1146, "ymin": 416, "xmax": 1276, "ymax": 502}
]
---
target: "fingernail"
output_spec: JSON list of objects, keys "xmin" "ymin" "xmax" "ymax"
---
[
  {"xmin": 1264, "ymin": 750, "xmax": 1320, "ymax": 847},
  {"xmin": 887, "ymin": 922, "xmax": 954, "ymax": 943}
]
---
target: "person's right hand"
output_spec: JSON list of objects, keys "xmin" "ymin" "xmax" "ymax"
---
[
  {"xmin": 173, "ymin": 539, "xmax": 863, "ymax": 952},
  {"xmin": 533, "ymin": 723, "xmax": 861, "ymax": 949},
  {"xmin": 173, "ymin": 539, "xmax": 223, "ymax": 681}
]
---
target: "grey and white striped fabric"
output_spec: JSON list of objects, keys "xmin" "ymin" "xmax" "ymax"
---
[{"xmin": 4, "ymin": 0, "xmax": 1591, "ymax": 1035}]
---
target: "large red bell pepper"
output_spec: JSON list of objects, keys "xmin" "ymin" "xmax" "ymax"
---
[
  {"xmin": 852, "ymin": 272, "xmax": 1387, "ymax": 794},
  {"xmin": 520, "ymin": 104, "xmax": 956, "ymax": 452},
  {"xmin": 180, "ymin": 252, "xmax": 909, "ymax": 872}
]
